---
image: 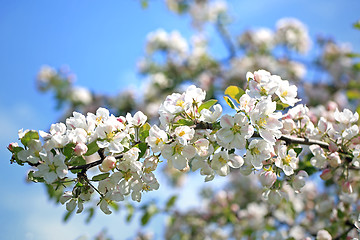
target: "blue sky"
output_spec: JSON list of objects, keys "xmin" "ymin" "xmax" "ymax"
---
[{"xmin": 0, "ymin": 0, "xmax": 359, "ymax": 239}]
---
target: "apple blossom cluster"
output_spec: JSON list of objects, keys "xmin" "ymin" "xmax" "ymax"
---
[{"xmin": 8, "ymin": 69, "xmax": 360, "ymax": 216}]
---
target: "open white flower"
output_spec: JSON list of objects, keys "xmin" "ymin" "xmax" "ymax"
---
[
  {"xmin": 216, "ymin": 113, "xmax": 254, "ymax": 149},
  {"xmin": 33, "ymin": 151, "xmax": 68, "ymax": 184},
  {"xmin": 249, "ymin": 97, "xmax": 283, "ymax": 143},
  {"xmin": 126, "ymin": 111, "xmax": 147, "ymax": 127},
  {"xmin": 211, "ymin": 152, "xmax": 244, "ymax": 176},
  {"xmin": 174, "ymin": 126, "xmax": 195, "ymax": 145},
  {"xmin": 309, "ymin": 144, "xmax": 327, "ymax": 168},
  {"xmin": 161, "ymin": 142, "xmax": 196, "ymax": 170},
  {"xmin": 245, "ymin": 139, "xmax": 273, "ymax": 169},
  {"xmin": 275, "ymin": 144, "xmax": 298, "ymax": 176},
  {"xmin": 146, "ymin": 125, "xmax": 168, "ymax": 153},
  {"xmin": 274, "ymin": 78, "xmax": 299, "ymax": 106}
]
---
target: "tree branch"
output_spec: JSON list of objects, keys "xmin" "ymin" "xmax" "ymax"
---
[
  {"xmin": 68, "ymin": 149, "xmax": 122, "ymax": 172},
  {"xmin": 194, "ymin": 121, "xmax": 330, "ymax": 149}
]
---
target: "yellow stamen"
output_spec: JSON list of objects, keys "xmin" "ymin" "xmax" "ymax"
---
[
  {"xmin": 96, "ymin": 116, "xmax": 103, "ymax": 124},
  {"xmin": 155, "ymin": 138, "xmax": 162, "ymax": 145},
  {"xmin": 174, "ymin": 144, "xmax": 183, "ymax": 155},
  {"xmin": 258, "ymin": 117, "xmax": 267, "ymax": 127},
  {"xmin": 107, "ymin": 131, "xmax": 116, "ymax": 140},
  {"xmin": 251, "ymin": 147, "xmax": 260, "ymax": 155},
  {"xmin": 231, "ymin": 124, "xmax": 242, "ymax": 133},
  {"xmin": 123, "ymin": 171, "xmax": 132, "ymax": 181},
  {"xmin": 178, "ymin": 131, "xmax": 186, "ymax": 137},
  {"xmin": 176, "ymin": 100, "xmax": 185, "ymax": 108},
  {"xmin": 282, "ymin": 90, "xmax": 288, "ymax": 97},
  {"xmin": 283, "ymin": 154, "xmax": 292, "ymax": 165},
  {"xmin": 218, "ymin": 156, "xmax": 227, "ymax": 164},
  {"xmin": 142, "ymin": 184, "xmax": 150, "ymax": 191}
]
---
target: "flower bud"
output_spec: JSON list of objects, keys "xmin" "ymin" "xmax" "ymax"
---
[
  {"xmin": 74, "ymin": 142, "xmax": 88, "ymax": 156},
  {"xmin": 327, "ymin": 152, "xmax": 341, "ymax": 168},
  {"xmin": 328, "ymin": 141, "xmax": 338, "ymax": 153},
  {"xmin": 268, "ymin": 190, "xmax": 282, "ymax": 205},
  {"xmin": 99, "ymin": 156, "xmax": 117, "ymax": 172},
  {"xmin": 316, "ymin": 229, "xmax": 332, "ymax": 240},
  {"xmin": 259, "ymin": 171, "xmax": 277, "ymax": 188},
  {"xmin": 320, "ymin": 169, "xmax": 332, "ymax": 180},
  {"xmin": 342, "ymin": 181, "xmax": 353, "ymax": 194},
  {"xmin": 7, "ymin": 142, "xmax": 19, "ymax": 152},
  {"xmin": 292, "ymin": 170, "xmax": 308, "ymax": 191}
]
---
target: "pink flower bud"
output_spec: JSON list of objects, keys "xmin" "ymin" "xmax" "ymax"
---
[
  {"xmin": 292, "ymin": 170, "xmax": 308, "ymax": 191},
  {"xmin": 117, "ymin": 116, "xmax": 126, "ymax": 124},
  {"xmin": 342, "ymin": 181, "xmax": 353, "ymax": 194},
  {"xmin": 74, "ymin": 142, "xmax": 88, "ymax": 156},
  {"xmin": 316, "ymin": 229, "xmax": 332, "ymax": 240},
  {"xmin": 320, "ymin": 169, "xmax": 332, "ymax": 181},
  {"xmin": 328, "ymin": 152, "xmax": 341, "ymax": 168},
  {"xmin": 100, "ymin": 156, "xmax": 117, "ymax": 172},
  {"xmin": 328, "ymin": 142, "xmax": 338, "ymax": 153},
  {"xmin": 7, "ymin": 142, "xmax": 19, "ymax": 152},
  {"xmin": 327, "ymin": 101, "xmax": 338, "ymax": 111},
  {"xmin": 259, "ymin": 171, "xmax": 277, "ymax": 188}
]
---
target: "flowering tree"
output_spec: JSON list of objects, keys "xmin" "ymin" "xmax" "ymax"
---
[{"xmin": 7, "ymin": 0, "xmax": 360, "ymax": 239}]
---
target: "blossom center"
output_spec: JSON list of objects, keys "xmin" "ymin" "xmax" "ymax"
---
[
  {"xmin": 174, "ymin": 144, "xmax": 183, "ymax": 155},
  {"xmin": 231, "ymin": 124, "xmax": 242, "ymax": 133},
  {"xmin": 258, "ymin": 117, "xmax": 267, "ymax": 127},
  {"xmin": 176, "ymin": 100, "xmax": 185, "ymax": 108},
  {"xmin": 251, "ymin": 147, "xmax": 260, "ymax": 155},
  {"xmin": 178, "ymin": 131, "xmax": 186, "ymax": 137},
  {"xmin": 107, "ymin": 131, "xmax": 116, "ymax": 140},
  {"xmin": 123, "ymin": 171, "xmax": 132, "ymax": 181},
  {"xmin": 155, "ymin": 138, "xmax": 162, "ymax": 145},
  {"xmin": 218, "ymin": 156, "xmax": 227, "ymax": 164},
  {"xmin": 282, "ymin": 90, "xmax": 288, "ymax": 97},
  {"xmin": 283, "ymin": 154, "xmax": 292, "ymax": 165},
  {"xmin": 96, "ymin": 116, "xmax": 103, "ymax": 124},
  {"xmin": 142, "ymin": 184, "xmax": 150, "ymax": 191}
]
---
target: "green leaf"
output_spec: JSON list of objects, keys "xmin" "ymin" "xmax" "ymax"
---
[
  {"xmin": 135, "ymin": 142, "xmax": 148, "ymax": 160},
  {"xmin": 85, "ymin": 141, "xmax": 99, "ymax": 156},
  {"xmin": 69, "ymin": 156, "xmax": 86, "ymax": 166},
  {"xmin": 85, "ymin": 208, "xmax": 94, "ymax": 223},
  {"xmin": 165, "ymin": 195, "xmax": 177, "ymax": 211},
  {"xmin": 276, "ymin": 102, "xmax": 289, "ymax": 111},
  {"xmin": 198, "ymin": 99, "xmax": 218, "ymax": 113},
  {"xmin": 21, "ymin": 130, "xmax": 39, "ymax": 147},
  {"xmin": 63, "ymin": 209, "xmax": 74, "ymax": 222},
  {"xmin": 141, "ymin": 0, "xmax": 148, "ymax": 8},
  {"xmin": 293, "ymin": 148, "xmax": 302, "ymax": 157},
  {"xmin": 63, "ymin": 143, "xmax": 76, "ymax": 159},
  {"xmin": 141, "ymin": 204, "xmax": 158, "ymax": 226},
  {"xmin": 126, "ymin": 204, "xmax": 135, "ymax": 222},
  {"xmin": 91, "ymin": 173, "xmax": 110, "ymax": 181},
  {"xmin": 346, "ymin": 90, "xmax": 360, "ymax": 100},
  {"xmin": 139, "ymin": 122, "xmax": 151, "ymax": 142},
  {"xmin": 223, "ymin": 96, "xmax": 236, "ymax": 109},
  {"xmin": 175, "ymin": 119, "xmax": 194, "ymax": 126},
  {"xmin": 224, "ymin": 86, "xmax": 244, "ymax": 103},
  {"xmin": 353, "ymin": 20, "xmax": 360, "ymax": 30}
]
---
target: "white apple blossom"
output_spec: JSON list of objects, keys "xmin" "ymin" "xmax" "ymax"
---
[
  {"xmin": 259, "ymin": 171, "xmax": 277, "ymax": 188},
  {"xmin": 17, "ymin": 139, "xmax": 42, "ymax": 164},
  {"xmin": 211, "ymin": 151, "xmax": 244, "ymax": 176},
  {"xmin": 292, "ymin": 170, "xmax": 308, "ymax": 192},
  {"xmin": 309, "ymin": 145, "xmax": 327, "ymax": 168},
  {"xmin": 216, "ymin": 113, "xmax": 254, "ymax": 149},
  {"xmin": 275, "ymin": 144, "xmax": 298, "ymax": 176},
  {"xmin": 33, "ymin": 150, "xmax": 68, "ymax": 184},
  {"xmin": 146, "ymin": 125, "xmax": 168, "ymax": 153},
  {"xmin": 174, "ymin": 126, "xmax": 195, "ymax": 145},
  {"xmin": 199, "ymin": 104, "xmax": 222, "ymax": 123},
  {"xmin": 99, "ymin": 156, "xmax": 117, "ymax": 172},
  {"xmin": 249, "ymin": 97, "xmax": 283, "ymax": 143},
  {"xmin": 161, "ymin": 142, "xmax": 196, "ymax": 170},
  {"xmin": 245, "ymin": 139, "xmax": 273, "ymax": 170},
  {"xmin": 126, "ymin": 111, "xmax": 147, "ymax": 127},
  {"xmin": 74, "ymin": 142, "xmax": 88, "ymax": 156},
  {"xmin": 274, "ymin": 78, "xmax": 299, "ymax": 106}
]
